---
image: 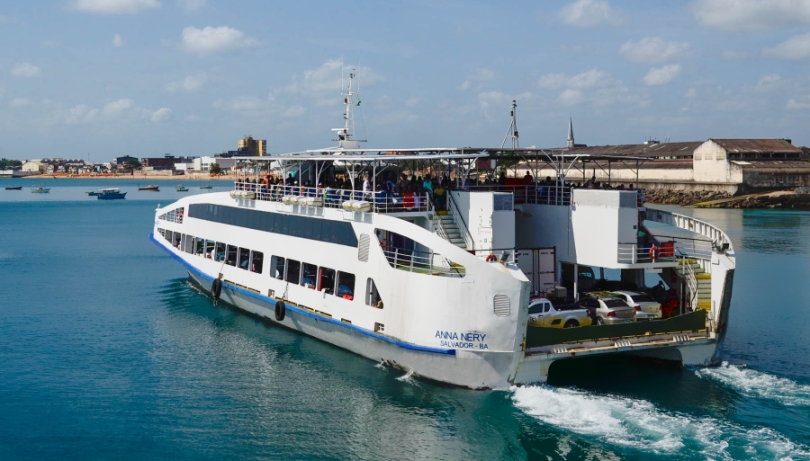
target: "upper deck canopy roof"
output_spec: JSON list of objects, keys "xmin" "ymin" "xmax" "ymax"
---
[{"xmin": 232, "ymin": 147, "xmax": 648, "ymax": 163}]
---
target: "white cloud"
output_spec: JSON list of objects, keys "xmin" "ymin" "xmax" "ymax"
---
[
  {"xmin": 184, "ymin": 114, "xmax": 201, "ymax": 122},
  {"xmin": 537, "ymin": 69, "xmax": 610, "ymax": 90},
  {"xmin": 11, "ymin": 62, "xmax": 41, "ymax": 78},
  {"xmin": 282, "ymin": 105, "xmax": 306, "ymax": 118},
  {"xmin": 620, "ymin": 37, "xmax": 689, "ymax": 64},
  {"xmin": 151, "ymin": 107, "xmax": 172, "ymax": 122},
  {"xmin": 459, "ymin": 68, "xmax": 495, "ymax": 91},
  {"xmin": 692, "ymin": 0, "xmax": 810, "ymax": 31},
  {"xmin": 558, "ymin": 0, "xmax": 621, "ymax": 27},
  {"xmin": 179, "ymin": 26, "xmax": 259, "ymax": 56},
  {"xmin": 642, "ymin": 64, "xmax": 681, "ymax": 86},
  {"xmin": 178, "ymin": 0, "xmax": 206, "ymax": 10},
  {"xmin": 786, "ymin": 98, "xmax": 810, "ymax": 110},
  {"xmin": 112, "ymin": 34, "xmax": 124, "ymax": 47},
  {"xmin": 755, "ymin": 74, "xmax": 784, "ymax": 92},
  {"xmin": 73, "ymin": 0, "xmax": 160, "ymax": 14},
  {"xmin": 404, "ymin": 97, "xmax": 420, "ymax": 108},
  {"xmin": 10, "ymin": 98, "xmax": 32, "ymax": 109},
  {"xmin": 283, "ymin": 59, "xmax": 383, "ymax": 99},
  {"xmin": 763, "ymin": 32, "xmax": 810, "ymax": 60},
  {"xmin": 65, "ymin": 104, "xmax": 99, "ymax": 124},
  {"xmin": 165, "ymin": 73, "xmax": 208, "ymax": 93},
  {"xmin": 103, "ymin": 98, "xmax": 136, "ymax": 117},
  {"xmin": 558, "ymin": 89, "xmax": 585, "ymax": 106},
  {"xmin": 685, "ymin": 88, "xmax": 697, "ymax": 98}
]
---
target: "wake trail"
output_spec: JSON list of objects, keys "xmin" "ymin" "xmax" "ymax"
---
[
  {"xmin": 511, "ymin": 385, "xmax": 809, "ymax": 459},
  {"xmin": 696, "ymin": 362, "xmax": 810, "ymax": 407}
]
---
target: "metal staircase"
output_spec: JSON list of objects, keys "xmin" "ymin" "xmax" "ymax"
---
[
  {"xmin": 677, "ymin": 258, "xmax": 712, "ymax": 311},
  {"xmin": 434, "ymin": 212, "xmax": 468, "ymax": 250}
]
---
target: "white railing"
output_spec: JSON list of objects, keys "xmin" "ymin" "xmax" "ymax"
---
[
  {"xmin": 382, "ymin": 248, "xmax": 465, "ymax": 277},
  {"xmin": 465, "ymin": 185, "xmax": 572, "ymax": 206},
  {"xmin": 682, "ymin": 256, "xmax": 700, "ymax": 312},
  {"xmin": 617, "ymin": 243, "xmax": 678, "ymax": 264},
  {"xmin": 233, "ymin": 182, "xmax": 433, "ymax": 213},
  {"xmin": 646, "ymin": 209, "xmax": 735, "ymax": 256},
  {"xmin": 447, "ymin": 193, "xmax": 476, "ymax": 250}
]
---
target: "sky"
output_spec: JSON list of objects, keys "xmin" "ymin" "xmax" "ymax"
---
[{"xmin": 2, "ymin": 0, "xmax": 810, "ymax": 161}]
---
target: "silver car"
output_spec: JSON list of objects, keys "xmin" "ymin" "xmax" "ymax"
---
[
  {"xmin": 611, "ymin": 291, "xmax": 663, "ymax": 320},
  {"xmin": 576, "ymin": 296, "xmax": 636, "ymax": 325}
]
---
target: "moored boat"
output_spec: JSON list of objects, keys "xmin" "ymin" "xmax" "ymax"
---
[
  {"xmin": 31, "ymin": 186, "xmax": 50, "ymax": 193},
  {"xmin": 96, "ymin": 188, "xmax": 127, "ymax": 200},
  {"xmin": 5, "ymin": 186, "xmax": 22, "ymax": 190},
  {"xmin": 139, "ymin": 184, "xmax": 160, "ymax": 191},
  {"xmin": 176, "ymin": 184, "xmax": 189, "ymax": 192}
]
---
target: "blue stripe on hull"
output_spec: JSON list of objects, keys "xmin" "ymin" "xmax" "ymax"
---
[{"xmin": 150, "ymin": 232, "xmax": 455, "ymax": 356}]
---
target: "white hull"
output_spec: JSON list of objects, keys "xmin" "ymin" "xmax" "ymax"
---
[{"xmin": 186, "ymin": 269, "xmax": 520, "ymax": 389}]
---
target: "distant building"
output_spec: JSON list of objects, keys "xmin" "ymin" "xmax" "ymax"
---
[
  {"xmin": 115, "ymin": 155, "xmax": 138, "ymax": 165},
  {"xmin": 141, "ymin": 154, "xmax": 192, "ymax": 170},
  {"xmin": 193, "ymin": 156, "xmax": 237, "ymax": 172},
  {"xmin": 21, "ymin": 160, "xmax": 46, "ymax": 173},
  {"xmin": 238, "ymin": 136, "xmax": 267, "ymax": 156},
  {"xmin": 693, "ymin": 139, "xmax": 809, "ymax": 189}
]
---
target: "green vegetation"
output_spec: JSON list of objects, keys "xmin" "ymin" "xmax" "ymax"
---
[
  {"xmin": 0, "ymin": 158, "xmax": 22, "ymax": 169},
  {"xmin": 209, "ymin": 163, "xmax": 222, "ymax": 175},
  {"xmin": 124, "ymin": 158, "xmax": 141, "ymax": 168}
]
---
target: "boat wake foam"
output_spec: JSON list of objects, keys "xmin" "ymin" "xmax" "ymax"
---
[
  {"xmin": 511, "ymin": 385, "xmax": 808, "ymax": 459},
  {"xmin": 396, "ymin": 370, "xmax": 419, "ymax": 386},
  {"xmin": 696, "ymin": 362, "xmax": 810, "ymax": 407}
]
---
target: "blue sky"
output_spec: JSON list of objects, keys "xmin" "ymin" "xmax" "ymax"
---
[{"xmin": 2, "ymin": 0, "xmax": 810, "ymax": 161}]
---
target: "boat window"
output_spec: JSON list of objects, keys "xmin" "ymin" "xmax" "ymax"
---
[
  {"xmin": 286, "ymin": 260, "xmax": 301, "ymax": 285},
  {"xmin": 188, "ymin": 204, "xmax": 359, "ymax": 247},
  {"xmin": 215, "ymin": 243, "xmax": 226, "ymax": 262},
  {"xmin": 302, "ymin": 263, "xmax": 317, "ymax": 289},
  {"xmin": 337, "ymin": 272, "xmax": 355, "ymax": 300},
  {"xmin": 238, "ymin": 247, "xmax": 251, "ymax": 270},
  {"xmin": 319, "ymin": 267, "xmax": 335, "ymax": 295},
  {"xmin": 205, "ymin": 240, "xmax": 215, "ymax": 259},
  {"xmin": 183, "ymin": 235, "xmax": 194, "ymax": 254},
  {"xmin": 225, "ymin": 245, "xmax": 238, "ymax": 266},
  {"xmin": 195, "ymin": 237, "xmax": 204, "ymax": 256},
  {"xmin": 365, "ymin": 278, "xmax": 383, "ymax": 308},
  {"xmin": 173, "ymin": 233, "xmax": 181, "ymax": 248},
  {"xmin": 250, "ymin": 251, "xmax": 263, "ymax": 274},
  {"xmin": 271, "ymin": 256, "xmax": 285, "ymax": 279},
  {"xmin": 163, "ymin": 230, "xmax": 172, "ymax": 243}
]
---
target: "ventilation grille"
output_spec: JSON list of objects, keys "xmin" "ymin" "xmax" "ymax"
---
[
  {"xmin": 358, "ymin": 233, "xmax": 370, "ymax": 262},
  {"xmin": 493, "ymin": 294, "xmax": 511, "ymax": 317}
]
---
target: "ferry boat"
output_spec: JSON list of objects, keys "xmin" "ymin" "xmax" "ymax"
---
[{"xmin": 151, "ymin": 77, "xmax": 735, "ymax": 388}]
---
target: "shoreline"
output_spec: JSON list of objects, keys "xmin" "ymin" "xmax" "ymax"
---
[{"xmin": 18, "ymin": 174, "xmax": 234, "ymax": 181}]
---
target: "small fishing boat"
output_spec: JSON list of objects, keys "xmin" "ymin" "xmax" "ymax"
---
[
  {"xmin": 5, "ymin": 186, "xmax": 22, "ymax": 190},
  {"xmin": 96, "ymin": 188, "xmax": 127, "ymax": 200},
  {"xmin": 176, "ymin": 184, "xmax": 189, "ymax": 192},
  {"xmin": 86, "ymin": 190, "xmax": 100, "ymax": 196},
  {"xmin": 31, "ymin": 186, "xmax": 50, "ymax": 193},
  {"xmin": 199, "ymin": 184, "xmax": 213, "ymax": 190},
  {"xmin": 139, "ymin": 184, "xmax": 160, "ymax": 191}
]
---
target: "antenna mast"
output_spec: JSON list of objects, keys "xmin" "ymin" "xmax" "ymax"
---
[
  {"xmin": 501, "ymin": 100, "xmax": 520, "ymax": 149},
  {"xmin": 332, "ymin": 70, "xmax": 366, "ymax": 149}
]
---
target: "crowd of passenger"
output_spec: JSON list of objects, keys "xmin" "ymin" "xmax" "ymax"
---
[{"xmin": 233, "ymin": 170, "xmax": 643, "ymax": 210}]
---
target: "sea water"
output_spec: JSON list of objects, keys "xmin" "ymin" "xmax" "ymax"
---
[{"xmin": 1, "ymin": 180, "xmax": 809, "ymax": 460}]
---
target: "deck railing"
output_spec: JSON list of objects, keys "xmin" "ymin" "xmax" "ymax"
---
[
  {"xmin": 646, "ymin": 209, "xmax": 735, "ymax": 255},
  {"xmin": 464, "ymin": 185, "xmax": 573, "ymax": 206},
  {"xmin": 233, "ymin": 182, "xmax": 432, "ymax": 213},
  {"xmin": 382, "ymin": 248, "xmax": 465, "ymax": 277}
]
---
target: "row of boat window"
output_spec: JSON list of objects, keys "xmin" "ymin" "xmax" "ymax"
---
[
  {"xmin": 188, "ymin": 204, "xmax": 358, "ymax": 247},
  {"xmin": 158, "ymin": 227, "xmax": 383, "ymax": 307},
  {"xmin": 158, "ymin": 207, "xmax": 184, "ymax": 224}
]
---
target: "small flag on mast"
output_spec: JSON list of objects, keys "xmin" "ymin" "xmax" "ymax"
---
[{"xmin": 356, "ymin": 100, "xmax": 361, "ymax": 106}]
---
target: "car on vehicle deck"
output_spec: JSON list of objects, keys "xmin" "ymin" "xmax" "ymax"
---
[
  {"xmin": 576, "ymin": 295, "xmax": 636, "ymax": 325},
  {"xmin": 528, "ymin": 298, "xmax": 593, "ymax": 328},
  {"xmin": 610, "ymin": 290, "xmax": 662, "ymax": 320}
]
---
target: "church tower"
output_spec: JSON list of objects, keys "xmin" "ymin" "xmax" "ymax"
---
[{"xmin": 567, "ymin": 117, "xmax": 575, "ymax": 149}]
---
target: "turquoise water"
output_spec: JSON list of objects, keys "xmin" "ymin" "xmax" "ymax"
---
[{"xmin": 1, "ymin": 180, "xmax": 809, "ymax": 460}]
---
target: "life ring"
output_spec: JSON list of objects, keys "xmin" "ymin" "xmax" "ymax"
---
[
  {"xmin": 275, "ymin": 301, "xmax": 286, "ymax": 322},
  {"xmin": 485, "ymin": 254, "xmax": 497, "ymax": 263},
  {"xmin": 210, "ymin": 278, "xmax": 222, "ymax": 301},
  {"xmin": 649, "ymin": 245, "xmax": 658, "ymax": 261}
]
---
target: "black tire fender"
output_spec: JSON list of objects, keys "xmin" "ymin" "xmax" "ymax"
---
[
  {"xmin": 211, "ymin": 278, "xmax": 222, "ymax": 301},
  {"xmin": 275, "ymin": 301, "xmax": 286, "ymax": 322}
]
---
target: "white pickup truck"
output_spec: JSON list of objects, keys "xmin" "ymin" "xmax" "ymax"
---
[{"xmin": 527, "ymin": 298, "xmax": 594, "ymax": 328}]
